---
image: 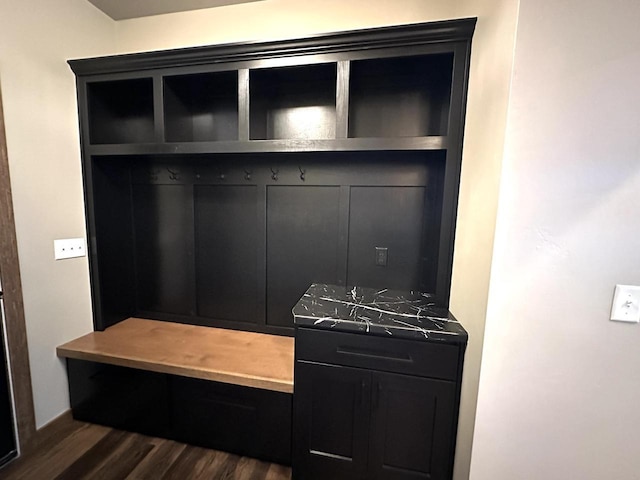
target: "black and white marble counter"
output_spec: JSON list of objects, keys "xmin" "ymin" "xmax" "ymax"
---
[{"xmin": 292, "ymin": 283, "xmax": 467, "ymax": 343}]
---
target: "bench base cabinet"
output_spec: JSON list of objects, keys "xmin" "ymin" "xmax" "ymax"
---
[
  {"xmin": 293, "ymin": 328, "xmax": 465, "ymax": 480},
  {"xmin": 67, "ymin": 359, "xmax": 292, "ymax": 464}
]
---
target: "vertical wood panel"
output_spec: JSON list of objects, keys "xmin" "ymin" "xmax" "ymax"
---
[
  {"xmin": 256, "ymin": 183, "xmax": 267, "ymax": 328},
  {"xmin": 335, "ymin": 61, "xmax": 350, "ymax": 139},
  {"xmin": 266, "ymin": 186, "xmax": 341, "ymax": 328},
  {"xmin": 91, "ymin": 159, "xmax": 136, "ymax": 329},
  {"xmin": 153, "ymin": 74, "xmax": 164, "ymax": 142},
  {"xmin": 0, "ymin": 85, "xmax": 36, "ymax": 451},
  {"xmin": 238, "ymin": 69, "xmax": 250, "ymax": 141},
  {"xmin": 347, "ymin": 186, "xmax": 426, "ymax": 290},
  {"xmin": 436, "ymin": 42, "xmax": 472, "ymax": 306},
  {"xmin": 336, "ymin": 185, "xmax": 350, "ymax": 286},
  {"xmin": 132, "ymin": 184, "xmax": 192, "ymax": 315},
  {"xmin": 195, "ymin": 185, "xmax": 259, "ymax": 323}
]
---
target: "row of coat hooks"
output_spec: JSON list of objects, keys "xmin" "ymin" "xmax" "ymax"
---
[{"xmin": 151, "ymin": 166, "xmax": 308, "ymax": 182}]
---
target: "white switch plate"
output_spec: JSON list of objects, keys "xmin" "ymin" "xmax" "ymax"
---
[
  {"xmin": 610, "ymin": 284, "xmax": 640, "ymax": 323},
  {"xmin": 54, "ymin": 238, "xmax": 86, "ymax": 260}
]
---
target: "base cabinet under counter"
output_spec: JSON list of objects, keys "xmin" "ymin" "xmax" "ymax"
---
[
  {"xmin": 292, "ymin": 285, "xmax": 468, "ymax": 480},
  {"xmin": 293, "ymin": 359, "xmax": 458, "ymax": 480}
]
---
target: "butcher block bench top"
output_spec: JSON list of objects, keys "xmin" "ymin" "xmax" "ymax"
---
[{"xmin": 57, "ymin": 318, "xmax": 294, "ymax": 393}]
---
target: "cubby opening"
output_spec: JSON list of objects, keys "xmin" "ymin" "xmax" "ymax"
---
[
  {"xmin": 250, "ymin": 64, "xmax": 337, "ymax": 140},
  {"xmin": 348, "ymin": 54, "xmax": 454, "ymax": 138},
  {"xmin": 90, "ymin": 152, "xmax": 445, "ymax": 332},
  {"xmin": 164, "ymin": 72, "xmax": 238, "ymax": 142},
  {"xmin": 87, "ymin": 78, "xmax": 155, "ymax": 144}
]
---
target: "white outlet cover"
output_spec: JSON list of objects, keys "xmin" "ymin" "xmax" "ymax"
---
[
  {"xmin": 54, "ymin": 238, "xmax": 86, "ymax": 260},
  {"xmin": 610, "ymin": 284, "xmax": 640, "ymax": 323}
]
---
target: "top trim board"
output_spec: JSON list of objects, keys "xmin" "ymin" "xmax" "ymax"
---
[{"xmin": 68, "ymin": 18, "xmax": 476, "ymax": 76}]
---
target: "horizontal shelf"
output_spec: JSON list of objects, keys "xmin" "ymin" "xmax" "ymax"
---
[{"xmin": 86, "ymin": 136, "xmax": 447, "ymax": 156}]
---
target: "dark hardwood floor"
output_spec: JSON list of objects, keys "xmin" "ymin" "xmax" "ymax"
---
[{"xmin": 0, "ymin": 418, "xmax": 291, "ymax": 479}]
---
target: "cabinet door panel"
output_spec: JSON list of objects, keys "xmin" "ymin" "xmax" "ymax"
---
[
  {"xmin": 370, "ymin": 372, "xmax": 455, "ymax": 480},
  {"xmin": 293, "ymin": 362, "xmax": 369, "ymax": 480}
]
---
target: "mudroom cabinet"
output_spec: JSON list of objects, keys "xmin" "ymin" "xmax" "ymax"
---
[{"xmin": 63, "ymin": 17, "xmax": 476, "ymax": 477}]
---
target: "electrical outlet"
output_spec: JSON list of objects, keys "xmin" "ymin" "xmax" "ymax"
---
[
  {"xmin": 610, "ymin": 284, "xmax": 640, "ymax": 323},
  {"xmin": 375, "ymin": 247, "xmax": 388, "ymax": 266},
  {"xmin": 54, "ymin": 238, "xmax": 86, "ymax": 260}
]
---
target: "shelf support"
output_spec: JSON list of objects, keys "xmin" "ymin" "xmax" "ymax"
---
[
  {"xmin": 238, "ymin": 69, "xmax": 250, "ymax": 141},
  {"xmin": 336, "ymin": 61, "xmax": 350, "ymax": 139}
]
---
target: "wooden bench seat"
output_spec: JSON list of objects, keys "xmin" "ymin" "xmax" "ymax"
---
[
  {"xmin": 57, "ymin": 317, "xmax": 295, "ymax": 393},
  {"xmin": 57, "ymin": 318, "xmax": 295, "ymax": 464}
]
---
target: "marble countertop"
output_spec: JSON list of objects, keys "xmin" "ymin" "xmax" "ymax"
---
[{"xmin": 292, "ymin": 283, "xmax": 467, "ymax": 343}]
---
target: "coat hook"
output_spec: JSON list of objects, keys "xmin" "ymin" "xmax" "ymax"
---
[
  {"xmin": 271, "ymin": 167, "xmax": 279, "ymax": 181},
  {"xmin": 244, "ymin": 169, "xmax": 252, "ymax": 181},
  {"xmin": 299, "ymin": 166, "xmax": 306, "ymax": 181},
  {"xmin": 167, "ymin": 167, "xmax": 180, "ymax": 181}
]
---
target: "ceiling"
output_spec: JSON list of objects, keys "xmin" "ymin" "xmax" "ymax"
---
[{"xmin": 87, "ymin": 0, "xmax": 264, "ymax": 20}]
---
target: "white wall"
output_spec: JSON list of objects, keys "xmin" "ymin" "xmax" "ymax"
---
[
  {"xmin": 0, "ymin": 0, "xmax": 115, "ymax": 427},
  {"xmin": 471, "ymin": 0, "xmax": 640, "ymax": 478},
  {"xmin": 449, "ymin": 1, "xmax": 518, "ymax": 478}
]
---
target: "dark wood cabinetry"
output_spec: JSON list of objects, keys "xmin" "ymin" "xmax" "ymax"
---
[
  {"xmin": 294, "ymin": 362, "xmax": 370, "ymax": 479},
  {"xmin": 294, "ymin": 327, "xmax": 464, "ymax": 480},
  {"xmin": 67, "ymin": 358, "xmax": 292, "ymax": 464},
  {"xmin": 65, "ymin": 18, "xmax": 475, "ymax": 476},
  {"xmin": 69, "ymin": 18, "xmax": 475, "ymax": 334}
]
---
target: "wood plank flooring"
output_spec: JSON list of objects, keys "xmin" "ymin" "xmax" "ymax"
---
[{"xmin": 0, "ymin": 419, "xmax": 291, "ymax": 480}]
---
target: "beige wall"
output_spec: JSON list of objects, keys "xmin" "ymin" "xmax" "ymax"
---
[
  {"xmin": 2, "ymin": 2, "xmax": 520, "ymax": 478},
  {"xmin": 115, "ymin": 0, "xmax": 456, "ymax": 52},
  {"xmin": 449, "ymin": 1, "xmax": 518, "ymax": 478},
  {"xmin": 0, "ymin": 0, "xmax": 115, "ymax": 428},
  {"xmin": 471, "ymin": 0, "xmax": 640, "ymax": 478}
]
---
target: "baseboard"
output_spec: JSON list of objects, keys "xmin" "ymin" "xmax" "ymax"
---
[{"xmin": 22, "ymin": 409, "xmax": 74, "ymax": 456}]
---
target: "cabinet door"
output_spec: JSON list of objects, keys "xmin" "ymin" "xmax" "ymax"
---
[
  {"xmin": 293, "ymin": 362, "xmax": 370, "ymax": 480},
  {"xmin": 369, "ymin": 372, "xmax": 456, "ymax": 480}
]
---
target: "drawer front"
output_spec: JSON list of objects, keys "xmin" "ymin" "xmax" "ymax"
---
[
  {"xmin": 171, "ymin": 376, "xmax": 292, "ymax": 465},
  {"xmin": 296, "ymin": 328, "xmax": 460, "ymax": 381}
]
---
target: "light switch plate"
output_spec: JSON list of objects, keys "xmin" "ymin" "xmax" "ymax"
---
[
  {"xmin": 610, "ymin": 284, "xmax": 640, "ymax": 323},
  {"xmin": 54, "ymin": 238, "xmax": 86, "ymax": 260}
]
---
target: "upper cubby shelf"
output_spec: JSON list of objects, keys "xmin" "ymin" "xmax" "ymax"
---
[
  {"xmin": 87, "ymin": 78, "xmax": 154, "ymax": 144},
  {"xmin": 348, "ymin": 53, "xmax": 453, "ymax": 138},
  {"xmin": 250, "ymin": 63, "xmax": 337, "ymax": 141},
  {"xmin": 75, "ymin": 18, "xmax": 475, "ymax": 152},
  {"xmin": 164, "ymin": 71, "xmax": 238, "ymax": 142}
]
